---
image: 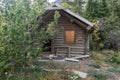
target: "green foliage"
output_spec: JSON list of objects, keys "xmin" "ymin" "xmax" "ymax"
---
[
  {"xmin": 87, "ymin": 62, "xmax": 101, "ymax": 68},
  {"xmin": 61, "ymin": 0, "xmax": 84, "ymax": 15},
  {"xmin": 90, "ymin": 20, "xmax": 101, "ymax": 50},
  {"xmin": 0, "ymin": 14, "xmax": 3, "ymax": 26},
  {"xmin": 99, "ymin": 0, "xmax": 109, "ymax": 17},
  {"xmin": 47, "ymin": 11, "xmax": 61, "ymax": 37},
  {"xmin": 0, "ymin": 0, "xmax": 61, "ymax": 79},
  {"xmin": 84, "ymin": 0, "xmax": 110, "ymax": 50},
  {"xmin": 88, "ymin": 70, "xmax": 109, "ymax": 80},
  {"xmin": 0, "ymin": 0, "xmax": 45, "ymax": 78},
  {"xmin": 91, "ymin": 51, "xmax": 106, "ymax": 64},
  {"xmin": 83, "ymin": 0, "xmax": 120, "ymax": 51},
  {"xmin": 84, "ymin": 0, "xmax": 109, "ymax": 20},
  {"xmin": 107, "ymin": 67, "xmax": 120, "ymax": 73},
  {"xmin": 1, "ymin": 61, "xmax": 74, "ymax": 80},
  {"xmin": 107, "ymin": 54, "xmax": 120, "ymax": 65},
  {"xmin": 69, "ymin": 73, "xmax": 81, "ymax": 80},
  {"xmin": 61, "ymin": 2, "xmax": 72, "ymax": 9}
]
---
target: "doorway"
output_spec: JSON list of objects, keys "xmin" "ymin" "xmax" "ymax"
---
[{"xmin": 43, "ymin": 39, "xmax": 52, "ymax": 53}]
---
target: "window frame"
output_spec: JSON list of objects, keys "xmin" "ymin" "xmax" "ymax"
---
[{"xmin": 64, "ymin": 29, "xmax": 76, "ymax": 44}]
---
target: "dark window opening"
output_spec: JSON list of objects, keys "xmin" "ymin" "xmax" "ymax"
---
[{"xmin": 43, "ymin": 39, "xmax": 51, "ymax": 52}]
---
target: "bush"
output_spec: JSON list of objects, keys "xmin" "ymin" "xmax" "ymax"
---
[{"xmin": 107, "ymin": 55, "xmax": 120, "ymax": 65}]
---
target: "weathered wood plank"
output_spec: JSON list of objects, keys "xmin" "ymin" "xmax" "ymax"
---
[
  {"xmin": 70, "ymin": 52, "xmax": 84, "ymax": 54},
  {"xmin": 71, "ymin": 55, "xmax": 90, "ymax": 59},
  {"xmin": 65, "ymin": 58, "xmax": 79, "ymax": 62}
]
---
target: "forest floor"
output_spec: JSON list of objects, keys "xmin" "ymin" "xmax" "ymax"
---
[
  {"xmin": 35, "ymin": 50, "xmax": 120, "ymax": 80},
  {"xmin": 8, "ymin": 50, "xmax": 120, "ymax": 80}
]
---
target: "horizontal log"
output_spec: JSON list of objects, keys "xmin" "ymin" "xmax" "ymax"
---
[
  {"xmin": 57, "ymin": 54, "xmax": 68, "ymax": 56},
  {"xmin": 70, "ymin": 52, "xmax": 84, "ymax": 55},
  {"xmin": 56, "ymin": 50, "xmax": 68, "ymax": 52},
  {"xmin": 70, "ymin": 51, "xmax": 85, "ymax": 53},
  {"xmin": 55, "ymin": 36, "xmax": 63, "ymax": 38},
  {"xmin": 57, "ymin": 49, "xmax": 68, "ymax": 51},
  {"xmin": 76, "ymin": 40, "xmax": 84, "ymax": 42},
  {"xmin": 54, "ymin": 41, "xmax": 85, "ymax": 43},
  {"xmin": 72, "ymin": 55, "xmax": 90, "ymax": 59},
  {"xmin": 53, "ymin": 44, "xmax": 85, "ymax": 47},
  {"xmin": 54, "ymin": 39, "xmax": 64, "ymax": 41},
  {"xmin": 76, "ymin": 36, "xmax": 84, "ymax": 38},
  {"xmin": 70, "ymin": 51, "xmax": 84, "ymax": 52},
  {"xmin": 71, "ymin": 49, "xmax": 85, "ymax": 51},
  {"xmin": 54, "ymin": 42, "xmax": 64, "ymax": 44}
]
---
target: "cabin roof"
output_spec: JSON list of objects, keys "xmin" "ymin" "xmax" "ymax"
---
[{"xmin": 46, "ymin": 3, "xmax": 94, "ymax": 27}]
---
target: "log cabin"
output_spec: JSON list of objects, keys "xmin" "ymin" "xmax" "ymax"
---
[{"xmin": 40, "ymin": 4, "xmax": 95, "ymax": 57}]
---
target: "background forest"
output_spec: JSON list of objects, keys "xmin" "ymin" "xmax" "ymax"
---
[{"xmin": 0, "ymin": 0, "xmax": 120, "ymax": 80}]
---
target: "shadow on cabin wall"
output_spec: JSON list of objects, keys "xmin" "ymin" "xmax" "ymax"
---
[
  {"xmin": 42, "ymin": 28, "xmax": 52, "ymax": 53},
  {"xmin": 43, "ymin": 39, "xmax": 51, "ymax": 52}
]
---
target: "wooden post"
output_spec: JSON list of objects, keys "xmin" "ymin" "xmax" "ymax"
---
[
  {"xmin": 68, "ymin": 47, "xmax": 70, "ymax": 57},
  {"xmin": 56, "ymin": 48, "xmax": 58, "ymax": 56}
]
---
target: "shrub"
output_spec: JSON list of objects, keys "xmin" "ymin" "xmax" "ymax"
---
[
  {"xmin": 107, "ymin": 54, "xmax": 120, "ymax": 65},
  {"xmin": 88, "ymin": 70, "xmax": 109, "ymax": 80},
  {"xmin": 91, "ymin": 51, "xmax": 106, "ymax": 64},
  {"xmin": 102, "ymin": 50, "xmax": 114, "ymax": 54},
  {"xmin": 87, "ymin": 62, "xmax": 101, "ymax": 68},
  {"xmin": 107, "ymin": 67, "xmax": 120, "ymax": 73},
  {"xmin": 0, "ymin": 0, "xmax": 61, "ymax": 79}
]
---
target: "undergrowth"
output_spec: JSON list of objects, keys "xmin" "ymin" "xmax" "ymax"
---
[
  {"xmin": 107, "ymin": 67, "xmax": 120, "ymax": 73},
  {"xmin": 87, "ymin": 70, "xmax": 111, "ymax": 80},
  {"xmin": 87, "ymin": 62, "xmax": 101, "ymax": 68}
]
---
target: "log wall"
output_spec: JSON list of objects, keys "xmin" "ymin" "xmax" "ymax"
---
[
  {"xmin": 40, "ymin": 11, "xmax": 88, "ymax": 57},
  {"xmin": 53, "ymin": 15, "xmax": 86, "ymax": 57}
]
